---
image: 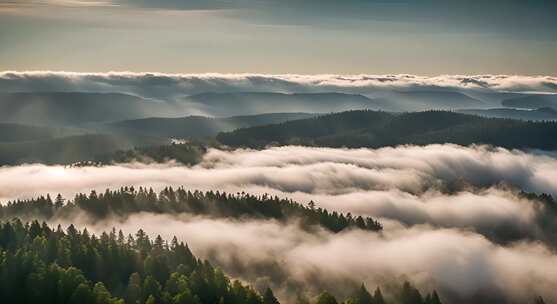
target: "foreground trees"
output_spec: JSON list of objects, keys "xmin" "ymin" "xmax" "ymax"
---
[
  {"xmin": 0, "ymin": 220, "xmax": 441, "ymax": 304},
  {"xmin": 0, "ymin": 219, "xmax": 262, "ymax": 304}
]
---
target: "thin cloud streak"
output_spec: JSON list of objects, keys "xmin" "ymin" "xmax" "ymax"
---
[{"xmin": 1, "ymin": 72, "xmax": 556, "ymax": 99}]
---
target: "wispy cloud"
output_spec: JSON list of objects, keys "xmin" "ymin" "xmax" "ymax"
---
[{"xmin": 3, "ymin": 144, "xmax": 557, "ymax": 302}]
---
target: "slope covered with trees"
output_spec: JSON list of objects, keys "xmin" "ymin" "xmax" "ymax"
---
[
  {"xmin": 0, "ymin": 123, "xmax": 80, "ymax": 143},
  {"xmin": 0, "ymin": 219, "xmax": 448, "ymax": 304},
  {"xmin": 502, "ymin": 94, "xmax": 557, "ymax": 110},
  {"xmin": 103, "ymin": 113, "xmax": 316, "ymax": 140},
  {"xmin": 457, "ymin": 107, "xmax": 557, "ymax": 121},
  {"xmin": 0, "ymin": 134, "xmax": 168, "ymax": 165},
  {"xmin": 0, "ymin": 219, "xmax": 264, "ymax": 304},
  {"xmin": 0, "ymin": 92, "xmax": 190, "ymax": 127},
  {"xmin": 217, "ymin": 110, "xmax": 557, "ymax": 150}
]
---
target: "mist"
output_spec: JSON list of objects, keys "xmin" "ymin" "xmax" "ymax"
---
[
  {"xmin": 3, "ymin": 144, "xmax": 557, "ymax": 302},
  {"xmin": 1, "ymin": 145, "xmax": 556, "ymax": 242},
  {"xmin": 1, "ymin": 72, "xmax": 556, "ymax": 100},
  {"xmin": 54, "ymin": 213, "xmax": 557, "ymax": 304}
]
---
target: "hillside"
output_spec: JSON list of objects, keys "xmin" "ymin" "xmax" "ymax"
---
[
  {"xmin": 0, "ymin": 92, "xmax": 187, "ymax": 126},
  {"xmin": 103, "ymin": 112, "xmax": 316, "ymax": 139},
  {"xmin": 181, "ymin": 92, "xmax": 380, "ymax": 116},
  {"xmin": 457, "ymin": 107, "xmax": 557, "ymax": 121},
  {"xmin": 0, "ymin": 123, "xmax": 81, "ymax": 142},
  {"xmin": 502, "ymin": 94, "xmax": 557, "ymax": 109},
  {"xmin": 0, "ymin": 133, "xmax": 168, "ymax": 165},
  {"xmin": 371, "ymin": 91, "xmax": 485, "ymax": 112},
  {"xmin": 217, "ymin": 110, "xmax": 557, "ymax": 150}
]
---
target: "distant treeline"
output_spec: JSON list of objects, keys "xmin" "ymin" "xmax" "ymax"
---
[
  {"xmin": 217, "ymin": 110, "xmax": 557, "ymax": 150},
  {"xmin": 92, "ymin": 143, "xmax": 207, "ymax": 166},
  {"xmin": 0, "ymin": 220, "xmax": 447, "ymax": 304},
  {"xmin": 0, "ymin": 187, "xmax": 382, "ymax": 233}
]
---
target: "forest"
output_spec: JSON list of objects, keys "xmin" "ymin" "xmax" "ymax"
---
[
  {"xmin": 0, "ymin": 187, "xmax": 382, "ymax": 233},
  {"xmin": 217, "ymin": 110, "xmax": 557, "ymax": 149},
  {"xmin": 0, "ymin": 219, "xmax": 449, "ymax": 304}
]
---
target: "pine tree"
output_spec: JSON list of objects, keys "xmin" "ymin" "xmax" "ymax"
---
[
  {"xmin": 316, "ymin": 292, "xmax": 338, "ymax": 304},
  {"xmin": 353, "ymin": 284, "xmax": 373, "ymax": 304},
  {"xmin": 263, "ymin": 287, "xmax": 280, "ymax": 304},
  {"xmin": 373, "ymin": 287, "xmax": 385, "ymax": 304}
]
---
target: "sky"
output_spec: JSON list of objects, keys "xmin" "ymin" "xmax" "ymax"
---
[{"xmin": 0, "ymin": 0, "xmax": 556, "ymax": 75}]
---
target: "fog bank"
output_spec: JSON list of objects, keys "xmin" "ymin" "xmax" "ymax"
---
[{"xmin": 57, "ymin": 213, "xmax": 557, "ymax": 304}]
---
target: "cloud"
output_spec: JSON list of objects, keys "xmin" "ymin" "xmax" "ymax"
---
[
  {"xmin": 1, "ymin": 72, "xmax": 556, "ymax": 99},
  {"xmin": 1, "ymin": 144, "xmax": 556, "ymax": 245},
  {"xmin": 58, "ymin": 213, "xmax": 557, "ymax": 303},
  {"xmin": 3, "ymin": 144, "xmax": 557, "ymax": 302}
]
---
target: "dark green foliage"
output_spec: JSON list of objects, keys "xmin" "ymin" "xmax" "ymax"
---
[
  {"xmin": 516, "ymin": 191, "xmax": 557, "ymax": 247},
  {"xmin": 263, "ymin": 287, "xmax": 280, "ymax": 304},
  {"xmin": 316, "ymin": 292, "xmax": 338, "ymax": 304},
  {"xmin": 373, "ymin": 288, "xmax": 385, "ymax": 304},
  {"xmin": 0, "ymin": 219, "xmax": 263, "ymax": 304},
  {"xmin": 424, "ymin": 291, "xmax": 442, "ymax": 304},
  {"xmin": 0, "ymin": 187, "xmax": 382, "ymax": 233},
  {"xmin": 351, "ymin": 284, "xmax": 373, "ymax": 304},
  {"xmin": 217, "ymin": 110, "xmax": 557, "ymax": 150},
  {"xmin": 217, "ymin": 110, "xmax": 393, "ymax": 148},
  {"xmin": 400, "ymin": 281, "xmax": 423, "ymax": 304},
  {"xmin": 458, "ymin": 107, "xmax": 557, "ymax": 121}
]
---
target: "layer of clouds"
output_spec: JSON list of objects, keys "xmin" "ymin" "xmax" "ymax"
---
[
  {"xmin": 1, "ymin": 71, "xmax": 557, "ymax": 99},
  {"xmin": 1, "ymin": 144, "xmax": 556, "ymax": 244},
  {"xmin": 60, "ymin": 213, "xmax": 557, "ymax": 303},
  {"xmin": 3, "ymin": 144, "xmax": 557, "ymax": 302}
]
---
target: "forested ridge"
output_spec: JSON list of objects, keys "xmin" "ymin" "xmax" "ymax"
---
[
  {"xmin": 216, "ymin": 110, "xmax": 557, "ymax": 149},
  {"xmin": 91, "ymin": 143, "xmax": 207, "ymax": 166},
  {"xmin": 0, "ymin": 187, "xmax": 383, "ymax": 233}
]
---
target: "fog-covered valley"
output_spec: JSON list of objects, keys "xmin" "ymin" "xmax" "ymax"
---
[
  {"xmin": 2, "ymin": 144, "xmax": 557, "ymax": 303},
  {"xmin": 2, "ymin": 72, "xmax": 557, "ymax": 304}
]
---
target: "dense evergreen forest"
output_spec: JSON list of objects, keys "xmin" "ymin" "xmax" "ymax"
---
[
  {"xmin": 0, "ymin": 220, "xmax": 448, "ymax": 304},
  {"xmin": 216, "ymin": 110, "xmax": 557, "ymax": 149},
  {"xmin": 0, "ymin": 187, "xmax": 382, "ymax": 233}
]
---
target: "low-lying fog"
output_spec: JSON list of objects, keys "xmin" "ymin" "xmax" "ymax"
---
[{"xmin": 2, "ymin": 144, "xmax": 557, "ymax": 303}]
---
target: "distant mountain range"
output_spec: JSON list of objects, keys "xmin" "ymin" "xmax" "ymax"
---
[
  {"xmin": 502, "ymin": 94, "xmax": 557, "ymax": 110},
  {"xmin": 0, "ymin": 133, "xmax": 167, "ymax": 165},
  {"xmin": 101, "ymin": 112, "xmax": 316, "ymax": 139},
  {"xmin": 181, "ymin": 92, "xmax": 380, "ymax": 116},
  {"xmin": 0, "ymin": 123, "xmax": 81, "ymax": 142},
  {"xmin": 0, "ymin": 92, "xmax": 187, "ymax": 126},
  {"xmin": 458, "ymin": 107, "xmax": 557, "ymax": 121},
  {"xmin": 217, "ymin": 110, "xmax": 557, "ymax": 150},
  {"xmin": 0, "ymin": 112, "xmax": 315, "ymax": 165},
  {"xmin": 371, "ymin": 91, "xmax": 485, "ymax": 112},
  {"xmin": 3, "ymin": 90, "xmax": 557, "ymax": 165},
  {"xmin": 2, "ymin": 91, "xmax": 557, "ymax": 128}
]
